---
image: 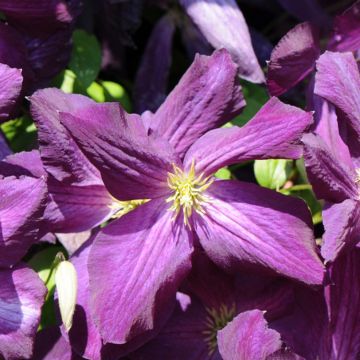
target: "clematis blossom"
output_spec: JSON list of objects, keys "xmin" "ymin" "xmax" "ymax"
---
[
  {"xmin": 48, "ymin": 49, "xmax": 324, "ymax": 350},
  {"xmin": 302, "ymin": 50, "xmax": 360, "ymax": 262}
]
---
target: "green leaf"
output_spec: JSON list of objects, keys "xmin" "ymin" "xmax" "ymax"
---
[
  {"xmin": 231, "ymin": 81, "xmax": 269, "ymax": 127},
  {"xmin": 254, "ymin": 159, "xmax": 292, "ymax": 190},
  {"xmin": 28, "ymin": 246, "xmax": 65, "ymax": 330},
  {"xmin": 1, "ymin": 115, "xmax": 37, "ymax": 152},
  {"xmin": 214, "ymin": 167, "xmax": 232, "ymax": 180},
  {"xmin": 69, "ymin": 30, "xmax": 101, "ymax": 88}
]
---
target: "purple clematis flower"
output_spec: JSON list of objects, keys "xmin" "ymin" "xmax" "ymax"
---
[
  {"xmin": 302, "ymin": 50, "xmax": 360, "ymax": 262},
  {"xmin": 130, "ymin": 251, "xmax": 297, "ymax": 359},
  {"xmin": 48, "ymin": 49, "xmax": 324, "ymax": 349},
  {"xmin": 267, "ymin": 0, "xmax": 360, "ymax": 97}
]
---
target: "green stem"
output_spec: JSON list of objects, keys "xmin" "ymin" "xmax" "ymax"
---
[{"xmin": 279, "ymin": 184, "xmax": 312, "ymax": 193}]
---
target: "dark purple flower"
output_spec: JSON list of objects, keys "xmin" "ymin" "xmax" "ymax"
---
[
  {"xmin": 48, "ymin": 49, "xmax": 323, "ymax": 349},
  {"xmin": 302, "ymin": 51, "xmax": 360, "ymax": 262},
  {"xmin": 267, "ymin": 0, "xmax": 360, "ymax": 96}
]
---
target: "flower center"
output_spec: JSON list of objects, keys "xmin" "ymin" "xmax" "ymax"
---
[
  {"xmin": 166, "ymin": 161, "xmax": 213, "ymax": 227},
  {"xmin": 110, "ymin": 199, "xmax": 149, "ymax": 219},
  {"xmin": 202, "ymin": 303, "xmax": 236, "ymax": 354}
]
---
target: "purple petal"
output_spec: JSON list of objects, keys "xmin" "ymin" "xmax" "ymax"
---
[
  {"xmin": 217, "ymin": 310, "xmax": 282, "ymax": 360},
  {"xmin": 130, "ymin": 293, "xmax": 214, "ymax": 360},
  {"xmin": 267, "ymin": 22, "xmax": 320, "ymax": 96},
  {"xmin": 134, "ymin": 14, "xmax": 175, "ymax": 113},
  {"xmin": 56, "ymin": 230, "xmax": 91, "ymax": 256},
  {"xmin": 184, "ymin": 97, "xmax": 312, "ymax": 177},
  {"xmin": 151, "ymin": 49, "xmax": 245, "ymax": 158},
  {"xmin": 0, "ymin": 264, "xmax": 47, "ymax": 360},
  {"xmin": 195, "ymin": 180, "xmax": 324, "ymax": 285},
  {"xmin": 0, "ymin": 63, "xmax": 22, "ymax": 122},
  {"xmin": 45, "ymin": 180, "xmax": 115, "ymax": 233},
  {"xmin": 88, "ymin": 199, "xmax": 193, "ymax": 345},
  {"xmin": 63, "ymin": 237, "xmax": 124, "ymax": 360},
  {"xmin": 60, "ymin": 106, "xmax": 179, "ymax": 200},
  {"xmin": 322, "ymin": 248, "xmax": 360, "ymax": 359},
  {"xmin": 0, "ymin": 176, "xmax": 47, "ymax": 267},
  {"xmin": 328, "ymin": 0, "xmax": 360, "ymax": 52},
  {"xmin": 180, "ymin": 0, "xmax": 264, "ymax": 83},
  {"xmin": 302, "ymin": 133, "xmax": 357, "ymax": 203},
  {"xmin": 321, "ymin": 200, "xmax": 360, "ymax": 263},
  {"xmin": 314, "ymin": 51, "xmax": 360, "ymax": 148},
  {"xmin": 33, "ymin": 326, "xmax": 82, "ymax": 360},
  {"xmin": 0, "ymin": 133, "xmax": 11, "ymax": 160},
  {"xmin": 30, "ymin": 88, "xmax": 101, "ymax": 185},
  {"xmin": 312, "ymin": 94, "xmax": 353, "ymax": 170}
]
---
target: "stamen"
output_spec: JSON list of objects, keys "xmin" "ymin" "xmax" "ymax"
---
[
  {"xmin": 166, "ymin": 160, "xmax": 213, "ymax": 227},
  {"xmin": 110, "ymin": 199, "xmax": 149, "ymax": 219},
  {"xmin": 202, "ymin": 303, "xmax": 236, "ymax": 354}
]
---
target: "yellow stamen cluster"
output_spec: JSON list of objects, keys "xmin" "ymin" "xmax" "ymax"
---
[
  {"xmin": 166, "ymin": 161, "xmax": 213, "ymax": 227},
  {"xmin": 356, "ymin": 168, "xmax": 360, "ymax": 184},
  {"xmin": 203, "ymin": 303, "xmax": 237, "ymax": 354},
  {"xmin": 110, "ymin": 199, "xmax": 149, "ymax": 219}
]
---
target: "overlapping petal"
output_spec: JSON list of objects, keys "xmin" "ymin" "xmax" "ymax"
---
[
  {"xmin": 302, "ymin": 133, "xmax": 357, "ymax": 203},
  {"xmin": 314, "ymin": 51, "xmax": 360, "ymax": 146},
  {"xmin": 134, "ymin": 14, "xmax": 175, "ymax": 113},
  {"xmin": 322, "ymin": 249, "xmax": 360, "ymax": 359},
  {"xmin": 195, "ymin": 180, "xmax": 324, "ymax": 285},
  {"xmin": 321, "ymin": 200, "xmax": 360, "ymax": 263},
  {"xmin": 60, "ymin": 107, "xmax": 179, "ymax": 200},
  {"xmin": 267, "ymin": 22, "xmax": 320, "ymax": 96},
  {"xmin": 30, "ymin": 88, "xmax": 100, "ymax": 185},
  {"xmin": 0, "ymin": 176, "xmax": 47, "ymax": 267},
  {"xmin": 0, "ymin": 264, "xmax": 47, "ymax": 360},
  {"xmin": 180, "ymin": 0, "xmax": 264, "ymax": 83},
  {"xmin": 151, "ymin": 49, "xmax": 245, "ymax": 158},
  {"xmin": 217, "ymin": 310, "xmax": 282, "ymax": 360},
  {"xmin": 184, "ymin": 97, "xmax": 312, "ymax": 176},
  {"xmin": 88, "ymin": 199, "xmax": 193, "ymax": 345}
]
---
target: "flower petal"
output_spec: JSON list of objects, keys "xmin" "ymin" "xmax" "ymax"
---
[
  {"xmin": 134, "ymin": 14, "xmax": 175, "ymax": 113},
  {"xmin": 185, "ymin": 97, "xmax": 312, "ymax": 177},
  {"xmin": 312, "ymin": 94, "xmax": 353, "ymax": 170},
  {"xmin": 302, "ymin": 133, "xmax": 357, "ymax": 202},
  {"xmin": 33, "ymin": 326, "xmax": 82, "ymax": 360},
  {"xmin": 0, "ymin": 176, "xmax": 47, "ymax": 267},
  {"xmin": 217, "ymin": 310, "xmax": 282, "ymax": 360},
  {"xmin": 30, "ymin": 88, "xmax": 101, "ymax": 185},
  {"xmin": 88, "ymin": 199, "xmax": 193, "ymax": 345},
  {"xmin": 267, "ymin": 22, "xmax": 320, "ymax": 96},
  {"xmin": 321, "ymin": 200, "xmax": 360, "ymax": 263},
  {"xmin": 195, "ymin": 180, "xmax": 324, "ymax": 285},
  {"xmin": 151, "ymin": 49, "xmax": 245, "ymax": 158},
  {"xmin": 180, "ymin": 0, "xmax": 264, "ymax": 83},
  {"xmin": 0, "ymin": 63, "xmax": 23, "ymax": 122},
  {"xmin": 0, "ymin": 264, "xmax": 47, "ymax": 360},
  {"xmin": 60, "ymin": 107, "xmax": 178, "ymax": 200},
  {"xmin": 328, "ymin": 0, "xmax": 360, "ymax": 52},
  {"xmin": 63, "ymin": 237, "xmax": 124, "ymax": 360},
  {"xmin": 314, "ymin": 51, "xmax": 360, "ymax": 150},
  {"xmin": 322, "ymin": 248, "xmax": 360, "ymax": 359}
]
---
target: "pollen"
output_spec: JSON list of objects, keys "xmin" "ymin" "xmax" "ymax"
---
[
  {"xmin": 110, "ymin": 199, "xmax": 149, "ymax": 219},
  {"xmin": 166, "ymin": 161, "xmax": 214, "ymax": 227},
  {"xmin": 202, "ymin": 303, "xmax": 236, "ymax": 354}
]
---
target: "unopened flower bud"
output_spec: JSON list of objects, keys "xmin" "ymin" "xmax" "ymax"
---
[{"xmin": 55, "ymin": 260, "xmax": 78, "ymax": 332}]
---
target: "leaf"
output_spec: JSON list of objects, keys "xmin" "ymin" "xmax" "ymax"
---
[
  {"xmin": 231, "ymin": 81, "xmax": 269, "ymax": 127},
  {"xmin": 69, "ymin": 30, "xmax": 102, "ymax": 88},
  {"xmin": 214, "ymin": 167, "xmax": 232, "ymax": 180},
  {"xmin": 254, "ymin": 159, "xmax": 292, "ymax": 190},
  {"xmin": 1, "ymin": 115, "xmax": 37, "ymax": 152}
]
